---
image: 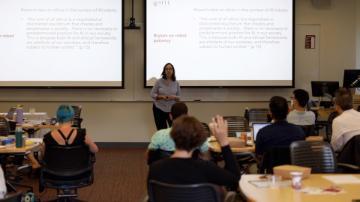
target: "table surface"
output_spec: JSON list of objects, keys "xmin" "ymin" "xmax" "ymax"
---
[
  {"xmin": 0, "ymin": 143, "xmax": 41, "ymax": 154},
  {"xmin": 208, "ymin": 137, "xmax": 255, "ymax": 153},
  {"xmin": 208, "ymin": 136, "xmax": 322, "ymax": 153},
  {"xmin": 240, "ymin": 174, "xmax": 360, "ymax": 202}
]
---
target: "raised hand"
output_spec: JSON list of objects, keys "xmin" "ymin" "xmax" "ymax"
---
[{"xmin": 209, "ymin": 115, "xmax": 229, "ymax": 146}]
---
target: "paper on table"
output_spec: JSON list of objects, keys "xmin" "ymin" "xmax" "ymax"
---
[
  {"xmin": 249, "ymin": 180, "xmax": 292, "ymax": 188},
  {"xmin": 27, "ymin": 138, "xmax": 43, "ymax": 144},
  {"xmin": 322, "ymin": 175, "xmax": 360, "ymax": 184}
]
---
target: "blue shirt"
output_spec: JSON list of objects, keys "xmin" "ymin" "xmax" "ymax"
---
[
  {"xmin": 255, "ymin": 120, "xmax": 305, "ymax": 156},
  {"xmin": 150, "ymin": 78, "xmax": 180, "ymax": 112},
  {"xmin": 148, "ymin": 128, "xmax": 208, "ymax": 152}
]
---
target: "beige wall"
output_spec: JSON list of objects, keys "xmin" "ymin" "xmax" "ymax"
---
[
  {"xmin": 356, "ymin": 0, "xmax": 360, "ymax": 68},
  {"xmin": 296, "ymin": 0, "xmax": 356, "ymax": 81},
  {"xmin": 0, "ymin": 0, "xmax": 357, "ymax": 142}
]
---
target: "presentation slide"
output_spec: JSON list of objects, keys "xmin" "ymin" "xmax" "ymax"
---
[
  {"xmin": 146, "ymin": 0, "xmax": 294, "ymax": 87},
  {"xmin": 0, "ymin": 0, "xmax": 123, "ymax": 87}
]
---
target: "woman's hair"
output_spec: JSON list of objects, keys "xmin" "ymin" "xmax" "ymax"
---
[
  {"xmin": 170, "ymin": 115, "xmax": 207, "ymax": 152},
  {"xmin": 161, "ymin": 63, "xmax": 176, "ymax": 81},
  {"xmin": 56, "ymin": 105, "xmax": 75, "ymax": 124}
]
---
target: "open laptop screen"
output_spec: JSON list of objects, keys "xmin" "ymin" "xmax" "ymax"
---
[{"xmin": 252, "ymin": 123, "xmax": 271, "ymax": 142}]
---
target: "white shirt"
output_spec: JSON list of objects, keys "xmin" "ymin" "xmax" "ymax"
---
[
  {"xmin": 0, "ymin": 166, "xmax": 6, "ymax": 199},
  {"xmin": 287, "ymin": 110, "xmax": 316, "ymax": 126},
  {"xmin": 331, "ymin": 109, "xmax": 360, "ymax": 152}
]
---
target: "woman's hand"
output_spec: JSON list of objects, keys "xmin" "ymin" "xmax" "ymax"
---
[
  {"xmin": 167, "ymin": 95, "xmax": 179, "ymax": 101},
  {"xmin": 156, "ymin": 95, "xmax": 167, "ymax": 100},
  {"xmin": 209, "ymin": 115, "xmax": 229, "ymax": 146}
]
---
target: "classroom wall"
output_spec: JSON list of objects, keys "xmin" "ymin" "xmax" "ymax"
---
[
  {"xmin": 356, "ymin": 0, "xmax": 360, "ymax": 68},
  {"xmin": 296, "ymin": 0, "xmax": 356, "ymax": 81},
  {"xmin": 0, "ymin": 0, "xmax": 357, "ymax": 142}
]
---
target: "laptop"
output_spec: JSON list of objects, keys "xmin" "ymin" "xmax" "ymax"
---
[{"xmin": 252, "ymin": 122, "xmax": 271, "ymax": 142}]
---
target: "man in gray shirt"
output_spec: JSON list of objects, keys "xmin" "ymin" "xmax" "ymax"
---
[{"xmin": 287, "ymin": 89, "xmax": 316, "ymax": 126}]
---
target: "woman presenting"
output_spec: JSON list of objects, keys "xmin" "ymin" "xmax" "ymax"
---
[{"xmin": 150, "ymin": 63, "xmax": 180, "ymax": 130}]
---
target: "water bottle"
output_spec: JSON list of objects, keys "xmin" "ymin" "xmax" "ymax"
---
[
  {"xmin": 15, "ymin": 105, "xmax": 24, "ymax": 124},
  {"xmin": 15, "ymin": 124, "xmax": 23, "ymax": 148}
]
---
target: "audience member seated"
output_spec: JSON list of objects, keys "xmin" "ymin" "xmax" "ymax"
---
[
  {"xmin": 331, "ymin": 88, "xmax": 360, "ymax": 152},
  {"xmin": 148, "ymin": 115, "xmax": 240, "ymax": 193},
  {"xmin": 147, "ymin": 102, "xmax": 208, "ymax": 164},
  {"xmin": 287, "ymin": 89, "xmax": 316, "ymax": 126},
  {"xmin": 256, "ymin": 96, "xmax": 306, "ymax": 160},
  {"xmin": 42, "ymin": 105, "xmax": 98, "ymax": 154}
]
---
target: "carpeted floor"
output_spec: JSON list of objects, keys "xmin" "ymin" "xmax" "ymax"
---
[{"xmin": 15, "ymin": 148, "xmax": 149, "ymax": 202}]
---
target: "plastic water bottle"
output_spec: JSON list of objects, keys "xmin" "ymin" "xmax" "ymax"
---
[
  {"xmin": 15, "ymin": 125, "xmax": 23, "ymax": 148},
  {"xmin": 15, "ymin": 105, "xmax": 24, "ymax": 124}
]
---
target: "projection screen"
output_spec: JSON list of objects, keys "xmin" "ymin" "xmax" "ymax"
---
[
  {"xmin": 0, "ymin": 0, "xmax": 123, "ymax": 88},
  {"xmin": 146, "ymin": 0, "xmax": 294, "ymax": 87}
]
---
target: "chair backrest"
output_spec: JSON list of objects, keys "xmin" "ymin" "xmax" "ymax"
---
[
  {"xmin": 42, "ymin": 144, "xmax": 93, "ymax": 177},
  {"xmin": 299, "ymin": 125, "xmax": 316, "ymax": 137},
  {"xmin": 0, "ymin": 191, "xmax": 23, "ymax": 202},
  {"xmin": 148, "ymin": 180, "xmax": 223, "ymax": 202},
  {"xmin": 290, "ymin": 140, "xmax": 336, "ymax": 173},
  {"xmin": 326, "ymin": 111, "xmax": 339, "ymax": 141},
  {"xmin": 259, "ymin": 146, "xmax": 291, "ymax": 174},
  {"xmin": 147, "ymin": 149, "xmax": 174, "ymax": 165},
  {"xmin": 71, "ymin": 105, "xmax": 83, "ymax": 128},
  {"xmin": 223, "ymin": 116, "xmax": 249, "ymax": 137},
  {"xmin": 201, "ymin": 122, "xmax": 211, "ymax": 137},
  {"xmin": 71, "ymin": 105, "xmax": 82, "ymax": 118},
  {"xmin": 0, "ymin": 117, "xmax": 10, "ymax": 136},
  {"xmin": 337, "ymin": 135, "xmax": 360, "ymax": 167},
  {"xmin": 248, "ymin": 108, "xmax": 270, "ymax": 123},
  {"xmin": 5, "ymin": 107, "xmax": 16, "ymax": 121}
]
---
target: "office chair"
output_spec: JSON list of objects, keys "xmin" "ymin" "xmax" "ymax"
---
[
  {"xmin": 247, "ymin": 108, "xmax": 270, "ymax": 124},
  {"xmin": 147, "ymin": 149, "xmax": 174, "ymax": 165},
  {"xmin": 290, "ymin": 140, "xmax": 336, "ymax": 173},
  {"xmin": 0, "ymin": 118, "xmax": 10, "ymax": 136},
  {"xmin": 201, "ymin": 122, "xmax": 211, "ymax": 137},
  {"xmin": 223, "ymin": 116, "xmax": 249, "ymax": 137},
  {"xmin": 258, "ymin": 146, "xmax": 291, "ymax": 174},
  {"xmin": 148, "ymin": 180, "xmax": 224, "ymax": 202},
  {"xmin": 71, "ymin": 106, "xmax": 83, "ymax": 129},
  {"xmin": 0, "ymin": 191, "xmax": 23, "ymax": 202},
  {"xmin": 325, "ymin": 111, "xmax": 339, "ymax": 142},
  {"xmin": 337, "ymin": 135, "xmax": 360, "ymax": 173},
  {"xmin": 299, "ymin": 125, "xmax": 316, "ymax": 137},
  {"xmin": 40, "ymin": 144, "xmax": 95, "ymax": 201}
]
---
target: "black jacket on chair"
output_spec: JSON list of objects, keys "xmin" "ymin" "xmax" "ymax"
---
[{"xmin": 337, "ymin": 135, "xmax": 360, "ymax": 170}]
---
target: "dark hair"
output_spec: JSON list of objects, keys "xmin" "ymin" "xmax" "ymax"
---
[
  {"xmin": 57, "ymin": 105, "xmax": 74, "ymax": 123},
  {"xmin": 335, "ymin": 88, "xmax": 353, "ymax": 110},
  {"xmin": 170, "ymin": 116, "xmax": 207, "ymax": 152},
  {"xmin": 161, "ymin": 63, "xmax": 176, "ymax": 81},
  {"xmin": 269, "ymin": 96, "xmax": 289, "ymax": 121},
  {"xmin": 171, "ymin": 102, "xmax": 188, "ymax": 120},
  {"xmin": 293, "ymin": 89, "xmax": 309, "ymax": 108}
]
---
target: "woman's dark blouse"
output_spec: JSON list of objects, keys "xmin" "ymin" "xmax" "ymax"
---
[{"xmin": 43, "ymin": 128, "xmax": 86, "ymax": 146}]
